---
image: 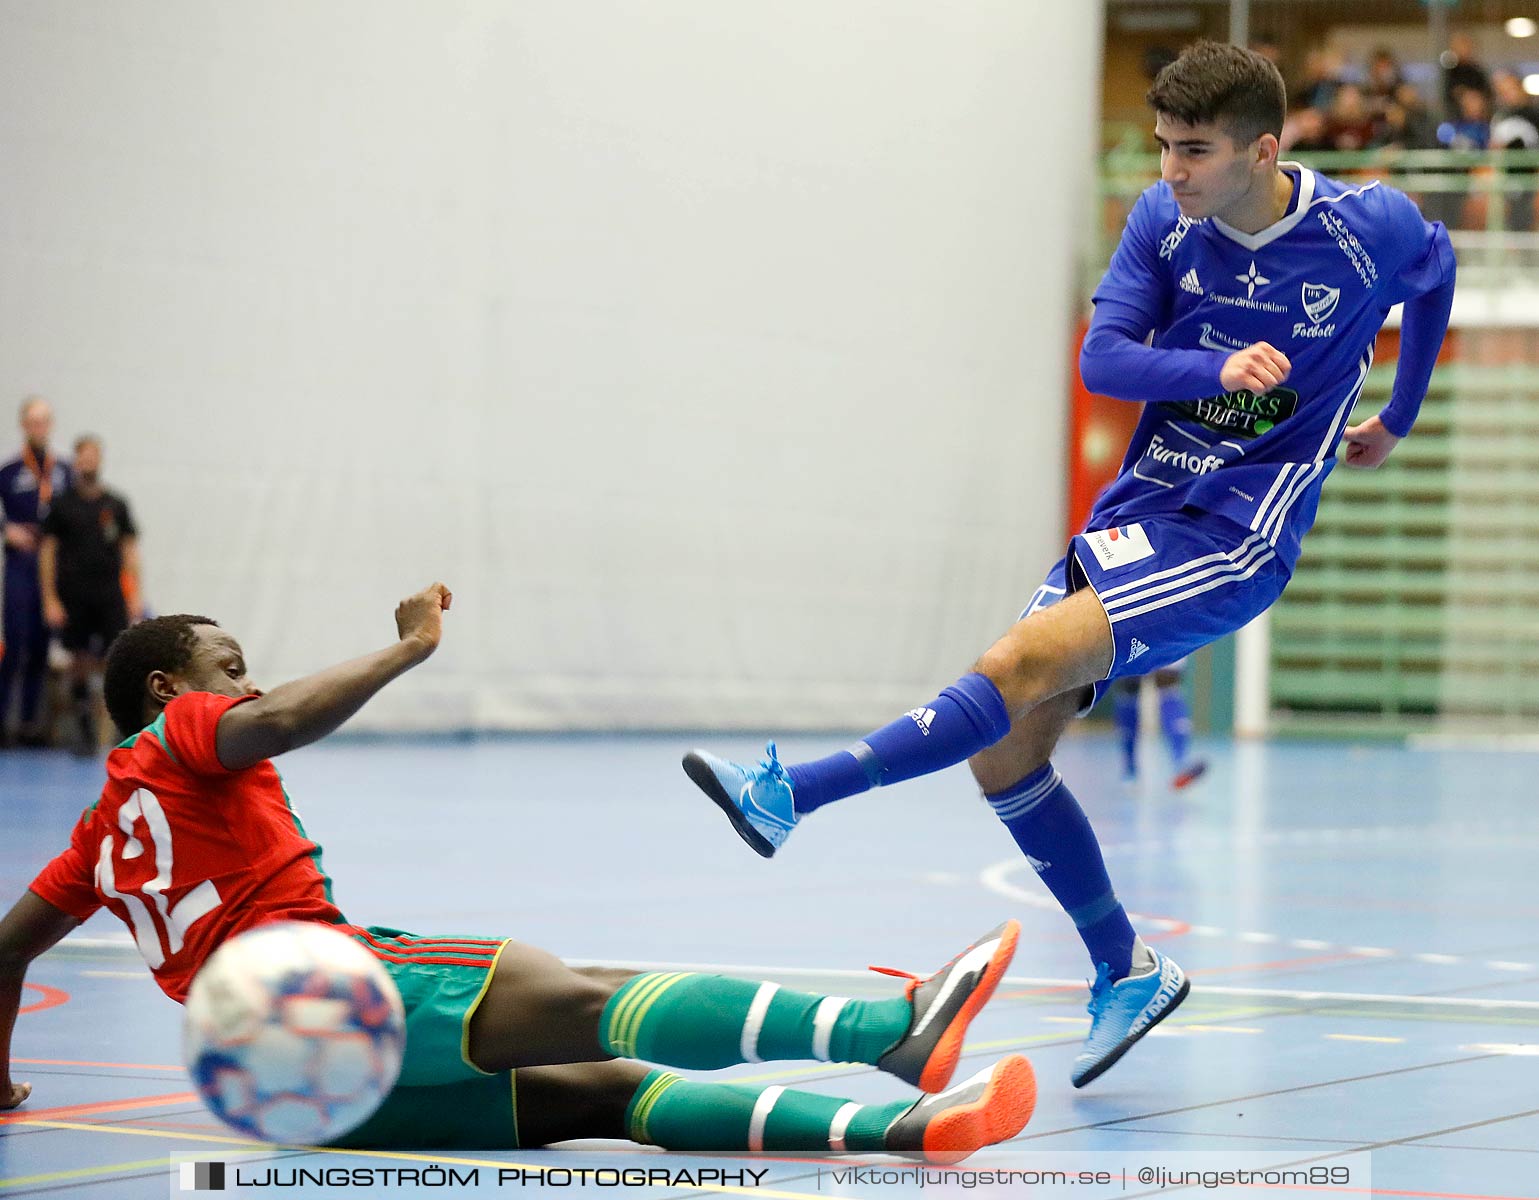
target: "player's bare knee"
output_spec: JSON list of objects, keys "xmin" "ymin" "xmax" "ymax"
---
[
  {"xmin": 975, "ymin": 643, "xmax": 1056, "ymax": 713},
  {"xmin": 585, "ymin": 1058, "xmax": 651, "ymax": 1100},
  {"xmin": 515, "ymin": 1060, "xmax": 652, "ymax": 1146},
  {"xmin": 566, "ymin": 973, "xmax": 619, "ymax": 1034},
  {"xmin": 571, "ymin": 965, "xmax": 641, "ymax": 993}
]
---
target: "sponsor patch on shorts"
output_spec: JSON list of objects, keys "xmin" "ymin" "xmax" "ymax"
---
[{"xmin": 1083, "ymin": 523, "xmax": 1156, "ymax": 571}]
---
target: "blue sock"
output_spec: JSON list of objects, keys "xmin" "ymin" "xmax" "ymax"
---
[
  {"xmin": 1112, "ymin": 687, "xmax": 1139, "ymax": 778},
  {"xmin": 1158, "ymin": 684, "xmax": 1191, "ymax": 767},
  {"xmin": 986, "ymin": 764, "xmax": 1137, "ymax": 980},
  {"xmin": 787, "ymin": 673, "xmax": 1011, "ymax": 816}
]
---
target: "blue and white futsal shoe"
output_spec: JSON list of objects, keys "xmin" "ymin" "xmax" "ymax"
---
[
  {"xmin": 1071, "ymin": 939, "xmax": 1189, "ymax": 1088},
  {"xmin": 682, "ymin": 741, "xmax": 799, "ymax": 858}
]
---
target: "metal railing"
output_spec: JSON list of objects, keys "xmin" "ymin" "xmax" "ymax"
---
[{"xmin": 1092, "ymin": 147, "xmax": 1539, "ymax": 297}]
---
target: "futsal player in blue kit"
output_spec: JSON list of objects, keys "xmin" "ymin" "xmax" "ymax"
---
[
  {"xmin": 684, "ymin": 42, "xmax": 1457, "ymax": 1088},
  {"xmin": 1111, "ymin": 661, "xmax": 1207, "ymax": 789}
]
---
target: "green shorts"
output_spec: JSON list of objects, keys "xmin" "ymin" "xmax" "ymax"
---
[
  {"xmin": 328, "ymin": 1074, "xmax": 520, "ymax": 1150},
  {"xmin": 329, "ymin": 925, "xmax": 521, "ymax": 1148}
]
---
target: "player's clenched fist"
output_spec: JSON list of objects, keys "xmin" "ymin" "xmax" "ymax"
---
[
  {"xmin": 396, "ymin": 582, "xmax": 453, "ymax": 655},
  {"xmin": 1220, "ymin": 343, "xmax": 1292, "ymax": 394}
]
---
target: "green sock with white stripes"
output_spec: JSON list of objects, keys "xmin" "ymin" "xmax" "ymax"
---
[
  {"xmin": 599, "ymin": 972, "xmax": 910, "ymax": 1067},
  {"xmin": 627, "ymin": 1070, "xmax": 910, "ymax": 1152}
]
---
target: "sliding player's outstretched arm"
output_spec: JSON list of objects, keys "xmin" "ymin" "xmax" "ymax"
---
[
  {"xmin": 214, "ymin": 583, "xmax": 452, "ymax": 770},
  {"xmin": 0, "ymin": 891, "xmax": 85, "ymax": 1110}
]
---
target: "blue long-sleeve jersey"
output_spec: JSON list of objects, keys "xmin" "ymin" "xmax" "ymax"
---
[{"xmin": 1079, "ymin": 164, "xmax": 1456, "ymax": 569}]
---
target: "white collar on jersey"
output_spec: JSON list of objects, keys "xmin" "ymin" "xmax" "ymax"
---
[{"xmin": 1209, "ymin": 163, "xmax": 1314, "ymax": 250}]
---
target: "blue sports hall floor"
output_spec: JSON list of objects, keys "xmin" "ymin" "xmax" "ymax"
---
[{"xmin": 2, "ymin": 732, "xmax": 1536, "ymax": 1198}]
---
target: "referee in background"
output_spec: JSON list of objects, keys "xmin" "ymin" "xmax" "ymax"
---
[{"xmin": 40, "ymin": 435, "xmax": 142, "ymax": 753}]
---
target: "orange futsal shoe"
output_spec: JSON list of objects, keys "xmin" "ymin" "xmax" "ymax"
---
[
  {"xmin": 883, "ymin": 1055, "xmax": 1038, "ymax": 1164},
  {"xmin": 873, "ymin": 919, "xmax": 1020, "ymax": 1093}
]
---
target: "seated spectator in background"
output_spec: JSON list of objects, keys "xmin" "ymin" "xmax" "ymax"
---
[
  {"xmin": 1424, "ymin": 86, "xmax": 1491, "ymax": 231},
  {"xmin": 1376, "ymin": 82, "xmax": 1442, "ymax": 152},
  {"xmin": 1281, "ymin": 106, "xmax": 1332, "ymax": 155},
  {"xmin": 1491, "ymin": 69, "xmax": 1539, "ymax": 232},
  {"xmin": 1365, "ymin": 48, "xmax": 1404, "ymax": 113},
  {"xmin": 0, "ymin": 398, "xmax": 70, "ymax": 748},
  {"xmin": 40, "ymin": 435, "xmax": 141, "ymax": 754},
  {"xmin": 1327, "ymin": 83, "xmax": 1378, "ymax": 151},
  {"xmin": 1448, "ymin": 85, "xmax": 1492, "ymax": 149},
  {"xmin": 1293, "ymin": 48, "xmax": 1344, "ymax": 113}
]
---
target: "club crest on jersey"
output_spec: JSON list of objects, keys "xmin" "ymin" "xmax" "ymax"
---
[{"xmin": 1301, "ymin": 283, "xmax": 1340, "ymax": 324}]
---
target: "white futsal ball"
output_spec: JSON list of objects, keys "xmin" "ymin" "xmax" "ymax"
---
[{"xmin": 183, "ymin": 921, "xmax": 406, "ymax": 1144}]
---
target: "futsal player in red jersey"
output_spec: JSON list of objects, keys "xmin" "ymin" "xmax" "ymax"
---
[{"xmin": 0, "ymin": 584, "xmax": 1036, "ymax": 1159}]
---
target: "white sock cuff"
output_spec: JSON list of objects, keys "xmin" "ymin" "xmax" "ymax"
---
[
  {"xmin": 749, "ymin": 1086, "xmax": 785, "ymax": 1152},
  {"xmin": 741, "ymin": 982, "xmax": 779, "ymax": 1063},
  {"xmin": 829, "ymin": 1101, "xmax": 862, "ymax": 1152},
  {"xmin": 811, "ymin": 996, "xmax": 849, "ymax": 1061}
]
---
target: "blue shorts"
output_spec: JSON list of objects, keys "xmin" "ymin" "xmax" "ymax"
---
[{"xmin": 1022, "ymin": 512, "xmax": 1290, "ymax": 709}]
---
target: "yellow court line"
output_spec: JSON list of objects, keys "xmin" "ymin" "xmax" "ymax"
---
[
  {"xmin": 1309, "ymin": 1007, "xmax": 1539, "ymax": 1028},
  {"xmin": 1172, "ymin": 1005, "xmax": 1277, "ymax": 1024},
  {"xmin": 0, "ymin": 1156, "xmax": 172, "ymax": 1190},
  {"xmin": 4, "ymin": 1120, "xmax": 828, "ymax": 1200},
  {"xmin": 11, "ymin": 1057, "xmax": 181, "ymax": 1071},
  {"xmin": 714, "ymin": 1060, "xmax": 870, "ymax": 1086},
  {"xmin": 966, "ymin": 1031, "xmax": 1101, "ymax": 1051},
  {"xmin": 3, "ymin": 1120, "xmax": 265, "ymax": 1152}
]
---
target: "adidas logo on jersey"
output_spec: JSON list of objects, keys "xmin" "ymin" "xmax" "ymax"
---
[
  {"xmin": 905, "ymin": 707, "xmax": 937, "ymax": 736},
  {"xmin": 1179, "ymin": 269, "xmax": 1203, "ymax": 296},
  {"xmin": 1126, "ymin": 638, "xmax": 1151, "ymax": 664}
]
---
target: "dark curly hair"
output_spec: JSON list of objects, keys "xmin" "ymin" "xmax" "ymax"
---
[
  {"xmin": 1147, "ymin": 40, "xmax": 1287, "ymax": 146},
  {"xmin": 104, "ymin": 615, "xmax": 219, "ymax": 739}
]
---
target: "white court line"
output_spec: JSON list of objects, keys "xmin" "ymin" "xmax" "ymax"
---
[
  {"xmin": 979, "ymin": 859, "xmax": 1191, "ymax": 933},
  {"xmin": 979, "ymin": 859, "xmax": 1537, "ymax": 973},
  {"xmin": 566, "ymin": 959, "xmax": 1539, "ymax": 1010}
]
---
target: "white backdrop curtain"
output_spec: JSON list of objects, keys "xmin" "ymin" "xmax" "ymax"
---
[{"xmin": 0, "ymin": 1, "xmax": 1103, "ymax": 731}]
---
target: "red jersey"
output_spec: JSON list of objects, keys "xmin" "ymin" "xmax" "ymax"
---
[{"xmin": 29, "ymin": 692, "xmax": 347, "ymax": 1003}]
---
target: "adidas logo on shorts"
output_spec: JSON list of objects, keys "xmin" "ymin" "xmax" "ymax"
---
[
  {"xmin": 1126, "ymin": 638, "xmax": 1151, "ymax": 664},
  {"xmin": 1179, "ymin": 269, "xmax": 1203, "ymax": 295}
]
